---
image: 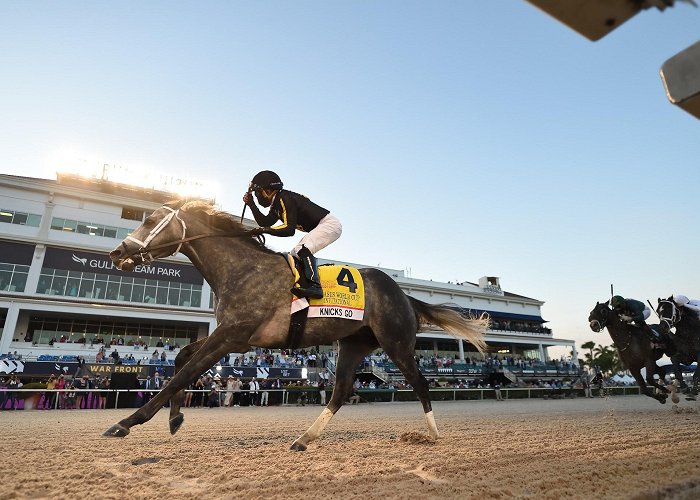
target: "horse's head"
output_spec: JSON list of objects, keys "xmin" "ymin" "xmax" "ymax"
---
[
  {"xmin": 588, "ymin": 300, "xmax": 611, "ymax": 333},
  {"xmin": 656, "ymin": 296, "xmax": 679, "ymax": 334},
  {"xmin": 109, "ymin": 200, "xmax": 188, "ymax": 272}
]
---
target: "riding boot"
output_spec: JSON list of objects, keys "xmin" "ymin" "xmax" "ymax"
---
[{"xmin": 291, "ymin": 246, "xmax": 323, "ymax": 300}]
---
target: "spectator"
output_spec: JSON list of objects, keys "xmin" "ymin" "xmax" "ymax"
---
[
  {"xmin": 224, "ymin": 376, "xmax": 235, "ymax": 407},
  {"xmin": 348, "ymin": 389, "xmax": 361, "ymax": 405},
  {"xmin": 160, "ymin": 351, "xmax": 167, "ymax": 363},
  {"xmin": 193, "ymin": 376, "xmax": 205, "ymax": 408},
  {"xmin": 207, "ymin": 382, "xmax": 220, "ymax": 408},
  {"xmin": 45, "ymin": 375, "xmax": 56, "ymax": 409},
  {"xmin": 0, "ymin": 377, "xmax": 7, "ymax": 410},
  {"xmin": 74, "ymin": 375, "xmax": 89, "ymax": 409},
  {"xmin": 494, "ymin": 383, "xmax": 504, "ymax": 401},
  {"xmin": 231, "ymin": 377, "xmax": 242, "ymax": 407},
  {"xmin": 7, "ymin": 374, "xmax": 21, "ymax": 410},
  {"xmin": 142, "ymin": 376, "xmax": 154, "ymax": 405},
  {"xmin": 110, "ymin": 348, "xmax": 120, "ymax": 364},
  {"xmin": 318, "ymin": 380, "xmax": 326, "ymax": 406},
  {"xmin": 65, "ymin": 383, "xmax": 76, "ymax": 409},
  {"xmin": 56, "ymin": 374, "xmax": 66, "ymax": 409},
  {"xmin": 98, "ymin": 376, "xmax": 109, "ymax": 409},
  {"xmin": 249, "ymin": 378, "xmax": 260, "ymax": 406},
  {"xmin": 260, "ymin": 379, "xmax": 271, "ymax": 407}
]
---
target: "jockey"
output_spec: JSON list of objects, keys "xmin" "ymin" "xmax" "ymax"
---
[
  {"xmin": 672, "ymin": 294, "xmax": 700, "ymax": 320},
  {"xmin": 610, "ymin": 295, "xmax": 666, "ymax": 347},
  {"xmin": 243, "ymin": 170, "xmax": 342, "ymax": 299}
]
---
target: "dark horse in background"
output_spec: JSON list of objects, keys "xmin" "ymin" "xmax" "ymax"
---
[
  {"xmin": 588, "ymin": 300, "xmax": 668, "ymax": 403},
  {"xmin": 103, "ymin": 200, "xmax": 489, "ymax": 450},
  {"xmin": 657, "ymin": 296, "xmax": 700, "ymax": 398}
]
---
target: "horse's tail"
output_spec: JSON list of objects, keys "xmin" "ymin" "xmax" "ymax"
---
[{"xmin": 407, "ymin": 296, "xmax": 490, "ymax": 354}]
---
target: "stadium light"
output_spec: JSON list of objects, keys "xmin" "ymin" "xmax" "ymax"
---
[
  {"xmin": 660, "ymin": 39, "xmax": 700, "ymax": 119},
  {"xmin": 56, "ymin": 157, "xmax": 218, "ymax": 201},
  {"xmin": 524, "ymin": 0, "xmax": 692, "ymax": 42}
]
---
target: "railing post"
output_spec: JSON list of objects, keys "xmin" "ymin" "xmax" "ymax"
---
[{"xmin": 115, "ymin": 390, "xmax": 120, "ymax": 409}]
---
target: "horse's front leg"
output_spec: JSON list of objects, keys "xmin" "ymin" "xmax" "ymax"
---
[
  {"xmin": 168, "ymin": 337, "xmax": 207, "ymax": 435},
  {"xmin": 103, "ymin": 328, "xmax": 245, "ymax": 437},
  {"xmin": 644, "ymin": 363, "xmax": 669, "ymax": 403}
]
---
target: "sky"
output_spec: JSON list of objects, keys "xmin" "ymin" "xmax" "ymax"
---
[{"xmin": 1, "ymin": 1, "xmax": 699, "ymax": 357}]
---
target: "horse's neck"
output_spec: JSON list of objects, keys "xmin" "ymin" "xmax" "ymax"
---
[
  {"xmin": 606, "ymin": 315, "xmax": 632, "ymax": 344},
  {"xmin": 677, "ymin": 312, "xmax": 700, "ymax": 339},
  {"xmin": 181, "ymin": 233, "xmax": 284, "ymax": 295}
]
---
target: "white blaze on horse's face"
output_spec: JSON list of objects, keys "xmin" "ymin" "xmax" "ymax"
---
[{"xmin": 109, "ymin": 205, "xmax": 186, "ymax": 272}]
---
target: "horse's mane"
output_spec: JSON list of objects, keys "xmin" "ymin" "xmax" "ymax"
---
[{"xmin": 178, "ymin": 200, "xmax": 277, "ymax": 254}]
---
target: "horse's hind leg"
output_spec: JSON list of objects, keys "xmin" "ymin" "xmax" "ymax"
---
[
  {"xmin": 290, "ymin": 333, "xmax": 377, "ymax": 451},
  {"xmin": 383, "ymin": 344, "xmax": 438, "ymax": 439},
  {"xmin": 168, "ymin": 337, "xmax": 207, "ymax": 435}
]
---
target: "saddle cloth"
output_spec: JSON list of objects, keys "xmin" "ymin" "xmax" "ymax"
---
[{"xmin": 287, "ymin": 255, "xmax": 365, "ymax": 321}]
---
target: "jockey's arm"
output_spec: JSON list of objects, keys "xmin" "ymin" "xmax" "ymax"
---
[
  {"xmin": 247, "ymin": 200, "xmax": 279, "ymax": 228},
  {"xmin": 265, "ymin": 192, "xmax": 297, "ymax": 237}
]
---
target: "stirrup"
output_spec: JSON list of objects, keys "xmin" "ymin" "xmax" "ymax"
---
[{"xmin": 291, "ymin": 284, "xmax": 323, "ymax": 300}]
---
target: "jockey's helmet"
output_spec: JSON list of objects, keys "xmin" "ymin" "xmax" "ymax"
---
[
  {"xmin": 610, "ymin": 295, "xmax": 625, "ymax": 308},
  {"xmin": 250, "ymin": 170, "xmax": 283, "ymax": 191}
]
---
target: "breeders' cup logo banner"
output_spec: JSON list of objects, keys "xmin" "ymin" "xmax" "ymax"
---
[{"xmin": 43, "ymin": 247, "xmax": 203, "ymax": 284}]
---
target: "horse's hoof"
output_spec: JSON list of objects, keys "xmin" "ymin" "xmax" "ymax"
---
[
  {"xmin": 290, "ymin": 441, "xmax": 307, "ymax": 452},
  {"xmin": 103, "ymin": 423, "xmax": 130, "ymax": 437},
  {"xmin": 169, "ymin": 414, "xmax": 184, "ymax": 435}
]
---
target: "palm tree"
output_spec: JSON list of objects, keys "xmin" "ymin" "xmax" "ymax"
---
[{"xmin": 581, "ymin": 341, "xmax": 596, "ymax": 367}]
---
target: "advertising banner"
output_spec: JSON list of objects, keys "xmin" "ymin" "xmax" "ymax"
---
[{"xmin": 43, "ymin": 247, "xmax": 203, "ymax": 284}]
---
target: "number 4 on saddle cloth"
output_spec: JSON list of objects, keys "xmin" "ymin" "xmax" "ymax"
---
[
  {"xmin": 287, "ymin": 255, "xmax": 365, "ymax": 319},
  {"xmin": 285, "ymin": 255, "xmax": 365, "ymax": 347}
]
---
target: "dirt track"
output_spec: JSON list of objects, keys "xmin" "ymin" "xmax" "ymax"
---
[{"xmin": 2, "ymin": 396, "xmax": 700, "ymax": 499}]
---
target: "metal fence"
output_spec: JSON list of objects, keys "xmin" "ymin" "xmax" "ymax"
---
[{"xmin": 0, "ymin": 386, "xmax": 642, "ymax": 410}]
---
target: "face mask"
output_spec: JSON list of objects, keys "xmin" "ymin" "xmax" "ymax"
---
[{"xmin": 255, "ymin": 189, "xmax": 272, "ymax": 207}]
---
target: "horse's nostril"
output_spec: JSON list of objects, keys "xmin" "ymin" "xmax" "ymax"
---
[{"xmin": 109, "ymin": 249, "xmax": 122, "ymax": 259}]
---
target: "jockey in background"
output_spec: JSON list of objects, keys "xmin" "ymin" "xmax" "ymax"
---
[
  {"xmin": 610, "ymin": 295, "xmax": 667, "ymax": 348},
  {"xmin": 243, "ymin": 170, "xmax": 342, "ymax": 299},
  {"xmin": 672, "ymin": 294, "xmax": 700, "ymax": 320}
]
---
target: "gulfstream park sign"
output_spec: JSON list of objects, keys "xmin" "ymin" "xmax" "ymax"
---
[
  {"xmin": 72, "ymin": 254, "xmax": 182, "ymax": 278},
  {"xmin": 44, "ymin": 247, "xmax": 203, "ymax": 284}
]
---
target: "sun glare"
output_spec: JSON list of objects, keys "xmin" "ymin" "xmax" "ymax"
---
[{"xmin": 49, "ymin": 148, "xmax": 218, "ymax": 201}]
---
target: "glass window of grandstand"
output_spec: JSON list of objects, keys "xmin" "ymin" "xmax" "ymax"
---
[
  {"xmin": 36, "ymin": 267, "xmax": 201, "ymax": 307},
  {"xmin": 27, "ymin": 316, "xmax": 199, "ymax": 349},
  {"xmin": 121, "ymin": 207, "xmax": 145, "ymax": 221},
  {"xmin": 0, "ymin": 208, "xmax": 41, "ymax": 227},
  {"xmin": 0, "ymin": 263, "xmax": 30, "ymax": 292},
  {"xmin": 50, "ymin": 217, "xmax": 131, "ymax": 240}
]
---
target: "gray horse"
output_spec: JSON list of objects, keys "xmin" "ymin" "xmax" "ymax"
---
[
  {"xmin": 588, "ymin": 300, "xmax": 668, "ymax": 404},
  {"xmin": 657, "ymin": 296, "xmax": 700, "ymax": 397},
  {"xmin": 104, "ymin": 200, "xmax": 489, "ymax": 450}
]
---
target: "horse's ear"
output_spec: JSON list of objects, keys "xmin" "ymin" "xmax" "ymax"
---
[
  {"xmin": 164, "ymin": 199, "xmax": 187, "ymax": 210},
  {"xmin": 596, "ymin": 301, "xmax": 599, "ymax": 306},
  {"xmin": 604, "ymin": 300, "xmax": 610, "ymax": 306}
]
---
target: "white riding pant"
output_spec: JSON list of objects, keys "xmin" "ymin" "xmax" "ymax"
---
[{"xmin": 292, "ymin": 214, "xmax": 342, "ymax": 257}]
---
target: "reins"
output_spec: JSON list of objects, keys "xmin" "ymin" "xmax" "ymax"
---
[{"xmin": 117, "ymin": 205, "xmax": 263, "ymax": 267}]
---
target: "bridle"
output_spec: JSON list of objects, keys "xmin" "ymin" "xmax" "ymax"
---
[
  {"xmin": 589, "ymin": 306, "xmax": 609, "ymax": 334},
  {"xmin": 657, "ymin": 299, "xmax": 680, "ymax": 331},
  {"xmin": 123, "ymin": 206, "xmax": 187, "ymax": 266},
  {"xmin": 115, "ymin": 205, "xmax": 262, "ymax": 269},
  {"xmin": 591, "ymin": 306, "xmax": 632, "ymax": 352}
]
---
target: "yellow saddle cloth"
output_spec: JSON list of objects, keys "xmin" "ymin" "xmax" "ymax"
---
[{"xmin": 288, "ymin": 255, "xmax": 365, "ymax": 321}]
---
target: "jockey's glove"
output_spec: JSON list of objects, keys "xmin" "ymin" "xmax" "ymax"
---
[{"xmin": 248, "ymin": 227, "xmax": 268, "ymax": 236}]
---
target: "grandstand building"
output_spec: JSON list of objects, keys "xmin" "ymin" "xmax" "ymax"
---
[{"xmin": 0, "ymin": 172, "xmax": 577, "ymax": 378}]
